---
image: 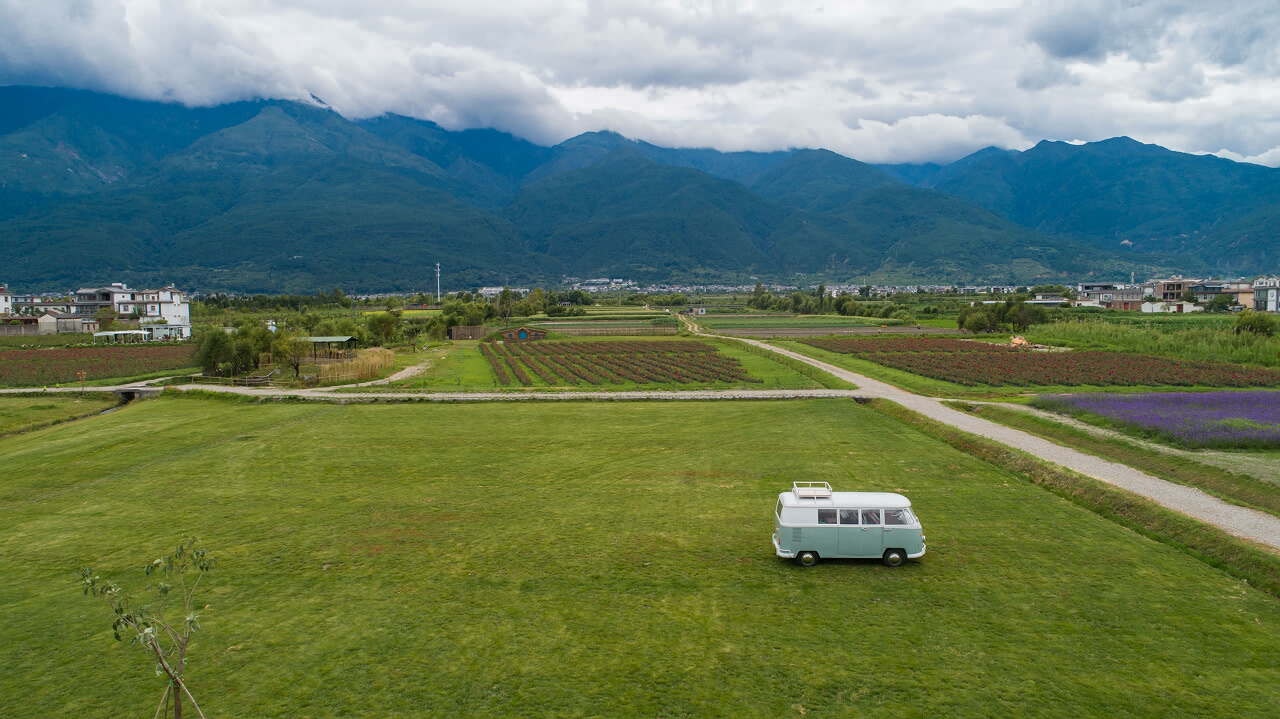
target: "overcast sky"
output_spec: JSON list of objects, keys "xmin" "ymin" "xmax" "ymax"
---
[{"xmin": 2, "ymin": 1, "xmax": 1279, "ymax": 165}]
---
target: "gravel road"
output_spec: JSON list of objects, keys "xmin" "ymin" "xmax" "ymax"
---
[{"xmin": 729, "ymin": 335, "xmax": 1280, "ymax": 551}]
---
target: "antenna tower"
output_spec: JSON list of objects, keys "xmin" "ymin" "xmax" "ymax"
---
[{"xmin": 436, "ymin": 263, "xmax": 441, "ymax": 303}]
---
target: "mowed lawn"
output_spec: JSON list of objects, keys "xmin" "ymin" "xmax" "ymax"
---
[
  {"xmin": 0, "ymin": 393, "xmax": 118, "ymax": 436},
  {"xmin": 4, "ymin": 397, "xmax": 1280, "ymax": 717}
]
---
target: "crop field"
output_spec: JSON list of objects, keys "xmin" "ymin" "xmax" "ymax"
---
[
  {"xmin": 801, "ymin": 337, "xmax": 1280, "ymax": 387},
  {"xmin": 1032, "ymin": 391, "xmax": 1280, "ymax": 449},
  {"xmin": 697, "ymin": 316, "xmax": 891, "ymax": 329},
  {"xmin": 0, "ymin": 344, "xmax": 196, "ymax": 387},
  {"xmin": 371, "ymin": 338, "xmax": 822, "ymax": 392},
  {"xmin": 1024, "ymin": 320, "xmax": 1280, "ymax": 367},
  {"xmin": 481, "ymin": 339, "xmax": 758, "ymax": 386},
  {"xmin": 5, "ymin": 396, "xmax": 1280, "ymax": 716}
]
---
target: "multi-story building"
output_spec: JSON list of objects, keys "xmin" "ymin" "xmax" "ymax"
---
[
  {"xmin": 1076, "ymin": 282, "xmax": 1146, "ymax": 310},
  {"xmin": 1150, "ymin": 277, "xmax": 1199, "ymax": 301},
  {"xmin": 0, "ymin": 285, "xmax": 11, "ymax": 315},
  {"xmin": 72, "ymin": 282, "xmax": 191, "ymax": 337},
  {"xmin": 12, "ymin": 293, "xmax": 72, "ymax": 315},
  {"xmin": 1189, "ymin": 280, "xmax": 1255, "ymax": 307},
  {"xmin": 1256, "ymin": 276, "xmax": 1280, "ymax": 312}
]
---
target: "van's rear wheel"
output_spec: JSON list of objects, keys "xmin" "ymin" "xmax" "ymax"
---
[
  {"xmin": 882, "ymin": 549, "xmax": 906, "ymax": 567},
  {"xmin": 797, "ymin": 551, "xmax": 819, "ymax": 567}
]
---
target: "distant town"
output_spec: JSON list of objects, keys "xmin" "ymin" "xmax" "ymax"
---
[{"xmin": 2, "ymin": 274, "xmax": 1277, "ymax": 341}]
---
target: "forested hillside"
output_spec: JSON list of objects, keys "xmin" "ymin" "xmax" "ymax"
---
[{"xmin": 0, "ymin": 86, "xmax": 1221, "ymax": 291}]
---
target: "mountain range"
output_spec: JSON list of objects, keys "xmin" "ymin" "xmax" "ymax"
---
[{"xmin": 0, "ymin": 86, "xmax": 1273, "ymax": 292}]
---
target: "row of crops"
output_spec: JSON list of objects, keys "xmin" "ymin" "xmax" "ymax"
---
[
  {"xmin": 0, "ymin": 345, "xmax": 196, "ymax": 386},
  {"xmin": 801, "ymin": 336, "xmax": 1280, "ymax": 387},
  {"xmin": 479, "ymin": 340, "xmax": 760, "ymax": 387},
  {"xmin": 1033, "ymin": 391, "xmax": 1280, "ymax": 449}
]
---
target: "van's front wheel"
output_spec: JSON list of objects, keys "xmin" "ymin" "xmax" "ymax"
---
[
  {"xmin": 797, "ymin": 551, "xmax": 819, "ymax": 567},
  {"xmin": 882, "ymin": 549, "xmax": 906, "ymax": 567}
]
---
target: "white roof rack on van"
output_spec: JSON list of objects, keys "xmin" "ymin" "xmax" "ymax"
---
[{"xmin": 792, "ymin": 481, "xmax": 832, "ymax": 499}]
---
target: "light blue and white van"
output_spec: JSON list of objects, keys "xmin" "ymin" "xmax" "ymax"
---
[{"xmin": 773, "ymin": 482, "xmax": 926, "ymax": 567}]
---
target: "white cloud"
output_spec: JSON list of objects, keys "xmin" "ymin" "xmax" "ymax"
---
[{"xmin": 1, "ymin": 1, "xmax": 1279, "ymax": 163}]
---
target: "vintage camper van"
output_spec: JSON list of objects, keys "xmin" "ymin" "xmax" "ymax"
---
[{"xmin": 773, "ymin": 482, "xmax": 925, "ymax": 566}]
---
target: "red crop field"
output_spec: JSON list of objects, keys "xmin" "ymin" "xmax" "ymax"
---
[
  {"xmin": 484, "ymin": 340, "xmax": 760, "ymax": 387},
  {"xmin": 0, "ymin": 345, "xmax": 195, "ymax": 387},
  {"xmin": 802, "ymin": 337, "xmax": 1280, "ymax": 387}
]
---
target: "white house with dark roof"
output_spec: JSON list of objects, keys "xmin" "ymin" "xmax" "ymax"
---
[{"xmin": 73, "ymin": 282, "xmax": 191, "ymax": 338}]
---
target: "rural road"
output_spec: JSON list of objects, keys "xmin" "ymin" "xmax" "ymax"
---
[{"xmin": 720, "ymin": 332, "xmax": 1280, "ymax": 552}]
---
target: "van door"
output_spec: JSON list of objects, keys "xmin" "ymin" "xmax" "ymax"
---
[
  {"xmin": 836, "ymin": 509, "xmax": 860, "ymax": 557},
  {"xmin": 857, "ymin": 509, "xmax": 884, "ymax": 557}
]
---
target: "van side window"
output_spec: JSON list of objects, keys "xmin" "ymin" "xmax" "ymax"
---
[
  {"xmin": 861, "ymin": 509, "xmax": 882, "ymax": 526},
  {"xmin": 885, "ymin": 509, "xmax": 911, "ymax": 525},
  {"xmin": 776, "ymin": 500, "xmax": 783, "ymax": 518},
  {"xmin": 817, "ymin": 509, "xmax": 838, "ymax": 525},
  {"xmin": 839, "ymin": 509, "xmax": 859, "ymax": 525}
]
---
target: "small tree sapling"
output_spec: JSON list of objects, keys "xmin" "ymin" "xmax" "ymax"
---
[{"xmin": 78, "ymin": 538, "xmax": 214, "ymax": 719}]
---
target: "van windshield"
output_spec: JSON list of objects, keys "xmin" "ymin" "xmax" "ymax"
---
[
  {"xmin": 885, "ymin": 506, "xmax": 916, "ymax": 524},
  {"xmin": 885, "ymin": 508, "xmax": 913, "ymax": 526}
]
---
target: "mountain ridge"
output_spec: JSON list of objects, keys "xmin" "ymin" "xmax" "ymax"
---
[{"xmin": 0, "ymin": 86, "xmax": 1243, "ymax": 291}]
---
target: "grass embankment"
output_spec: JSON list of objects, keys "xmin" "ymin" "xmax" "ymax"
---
[
  {"xmin": 6, "ymin": 397, "xmax": 1280, "ymax": 715},
  {"xmin": 353, "ymin": 337, "xmax": 825, "ymax": 393},
  {"xmin": 946, "ymin": 401, "xmax": 1280, "ymax": 519},
  {"xmin": 774, "ymin": 339, "xmax": 1245, "ymax": 399},
  {"xmin": 0, "ymin": 393, "xmax": 119, "ymax": 436},
  {"xmin": 870, "ymin": 399, "xmax": 1280, "ymax": 599},
  {"xmin": 1025, "ymin": 319, "xmax": 1280, "ymax": 367}
]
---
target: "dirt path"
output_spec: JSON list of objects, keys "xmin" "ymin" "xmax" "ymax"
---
[
  {"xmin": 993, "ymin": 402, "xmax": 1280, "ymax": 485},
  {"xmin": 310, "ymin": 355, "xmax": 436, "ymax": 391}
]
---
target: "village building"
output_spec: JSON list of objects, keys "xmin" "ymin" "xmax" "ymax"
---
[
  {"xmin": 498, "ymin": 326, "xmax": 546, "ymax": 341},
  {"xmin": 72, "ymin": 282, "xmax": 191, "ymax": 338},
  {"xmin": 1148, "ymin": 277, "xmax": 1199, "ymax": 301},
  {"xmin": 1076, "ymin": 282, "xmax": 1146, "ymax": 310},
  {"xmin": 1141, "ymin": 300, "xmax": 1204, "ymax": 314},
  {"xmin": 1256, "ymin": 276, "xmax": 1280, "ymax": 313}
]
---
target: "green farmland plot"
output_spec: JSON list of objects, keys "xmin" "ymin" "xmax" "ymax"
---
[
  {"xmin": 0, "ymin": 393, "xmax": 118, "ymax": 436},
  {"xmin": 358, "ymin": 337, "xmax": 826, "ymax": 392},
  {"xmin": 5, "ymin": 397, "xmax": 1280, "ymax": 716}
]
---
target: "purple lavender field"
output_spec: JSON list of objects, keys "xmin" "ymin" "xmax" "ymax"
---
[{"xmin": 1032, "ymin": 391, "xmax": 1280, "ymax": 449}]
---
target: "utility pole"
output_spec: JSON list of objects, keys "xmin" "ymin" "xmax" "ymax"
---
[{"xmin": 436, "ymin": 263, "xmax": 441, "ymax": 303}]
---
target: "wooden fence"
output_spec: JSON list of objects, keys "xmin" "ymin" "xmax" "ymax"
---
[{"xmin": 316, "ymin": 348, "xmax": 394, "ymax": 384}]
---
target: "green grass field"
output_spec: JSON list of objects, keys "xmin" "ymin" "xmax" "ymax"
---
[
  {"xmin": 5, "ymin": 396, "xmax": 1280, "ymax": 716},
  {"xmin": 0, "ymin": 393, "xmax": 118, "ymax": 436},
  {"xmin": 352, "ymin": 338, "xmax": 826, "ymax": 393}
]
